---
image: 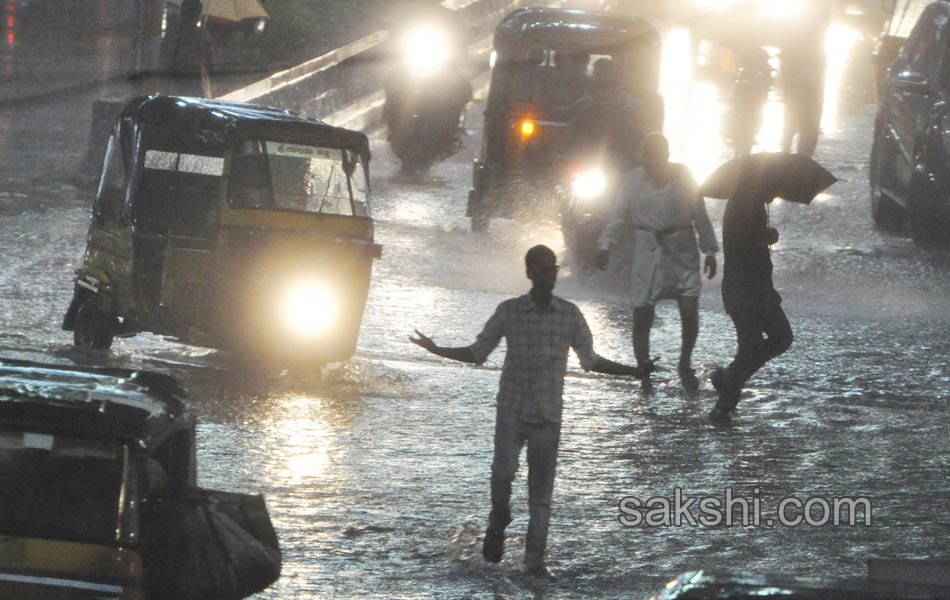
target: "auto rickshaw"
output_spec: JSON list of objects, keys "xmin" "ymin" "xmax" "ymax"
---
[
  {"xmin": 63, "ymin": 96, "xmax": 381, "ymax": 365},
  {"xmin": 467, "ymin": 8, "xmax": 663, "ymax": 233},
  {"xmin": 0, "ymin": 358, "xmax": 280, "ymax": 599}
]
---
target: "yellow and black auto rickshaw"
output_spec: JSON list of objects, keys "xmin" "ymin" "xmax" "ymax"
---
[
  {"xmin": 0, "ymin": 358, "xmax": 280, "ymax": 599},
  {"xmin": 63, "ymin": 96, "xmax": 381, "ymax": 365},
  {"xmin": 467, "ymin": 8, "xmax": 663, "ymax": 234}
]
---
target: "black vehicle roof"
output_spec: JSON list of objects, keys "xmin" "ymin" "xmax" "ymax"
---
[
  {"xmin": 119, "ymin": 95, "xmax": 370, "ymax": 157},
  {"xmin": 494, "ymin": 7, "xmax": 659, "ymax": 51},
  {"xmin": 0, "ymin": 359, "xmax": 193, "ymax": 448}
]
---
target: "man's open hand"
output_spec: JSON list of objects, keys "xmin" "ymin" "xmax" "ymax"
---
[
  {"xmin": 409, "ymin": 329, "xmax": 436, "ymax": 352},
  {"xmin": 703, "ymin": 254, "xmax": 717, "ymax": 279}
]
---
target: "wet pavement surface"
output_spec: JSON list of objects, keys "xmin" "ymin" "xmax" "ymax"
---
[{"xmin": 2, "ymin": 7, "xmax": 950, "ymax": 600}]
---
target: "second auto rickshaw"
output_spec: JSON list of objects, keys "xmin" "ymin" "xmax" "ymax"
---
[
  {"xmin": 467, "ymin": 8, "xmax": 663, "ymax": 241},
  {"xmin": 0, "ymin": 358, "xmax": 280, "ymax": 599},
  {"xmin": 63, "ymin": 96, "xmax": 381, "ymax": 365}
]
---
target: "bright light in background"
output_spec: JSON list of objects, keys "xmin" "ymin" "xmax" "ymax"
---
[
  {"xmin": 572, "ymin": 168, "xmax": 608, "ymax": 200},
  {"xmin": 281, "ymin": 281, "xmax": 338, "ymax": 337},
  {"xmin": 661, "ymin": 27, "xmax": 731, "ymax": 182},
  {"xmin": 401, "ymin": 22, "xmax": 451, "ymax": 76},
  {"xmin": 821, "ymin": 21, "xmax": 860, "ymax": 133}
]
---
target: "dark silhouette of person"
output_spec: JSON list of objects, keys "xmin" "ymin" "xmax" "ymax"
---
[
  {"xmin": 779, "ymin": 1, "xmax": 830, "ymax": 157},
  {"xmin": 710, "ymin": 180, "xmax": 793, "ymax": 421},
  {"xmin": 410, "ymin": 245, "xmax": 642, "ymax": 576},
  {"xmin": 568, "ymin": 57, "xmax": 644, "ymax": 171}
]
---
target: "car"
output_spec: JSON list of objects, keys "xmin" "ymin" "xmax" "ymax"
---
[
  {"xmin": 0, "ymin": 358, "xmax": 280, "ymax": 599},
  {"xmin": 870, "ymin": 0, "xmax": 950, "ymax": 246}
]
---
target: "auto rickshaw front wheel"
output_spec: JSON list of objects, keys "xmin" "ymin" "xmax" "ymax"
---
[{"xmin": 73, "ymin": 298, "xmax": 116, "ymax": 351}]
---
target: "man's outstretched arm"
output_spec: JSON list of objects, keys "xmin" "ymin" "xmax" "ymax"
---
[
  {"xmin": 588, "ymin": 356, "xmax": 644, "ymax": 377},
  {"xmin": 409, "ymin": 330, "xmax": 478, "ymax": 364}
]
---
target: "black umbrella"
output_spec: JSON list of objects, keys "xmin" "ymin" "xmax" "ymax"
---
[{"xmin": 700, "ymin": 152, "xmax": 837, "ymax": 204}]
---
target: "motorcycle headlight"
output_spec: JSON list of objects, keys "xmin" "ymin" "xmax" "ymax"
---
[
  {"xmin": 281, "ymin": 281, "xmax": 338, "ymax": 338},
  {"xmin": 400, "ymin": 23, "xmax": 451, "ymax": 77},
  {"xmin": 572, "ymin": 169, "xmax": 608, "ymax": 200}
]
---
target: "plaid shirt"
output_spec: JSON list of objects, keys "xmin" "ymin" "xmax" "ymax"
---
[{"xmin": 468, "ymin": 294, "xmax": 601, "ymax": 424}]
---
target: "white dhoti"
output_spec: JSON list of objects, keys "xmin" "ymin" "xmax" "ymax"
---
[{"xmin": 600, "ymin": 164, "xmax": 718, "ymax": 308}]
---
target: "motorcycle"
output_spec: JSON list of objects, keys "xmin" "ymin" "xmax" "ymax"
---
[
  {"xmin": 383, "ymin": 15, "xmax": 473, "ymax": 175},
  {"xmin": 722, "ymin": 46, "xmax": 772, "ymax": 157},
  {"xmin": 559, "ymin": 160, "xmax": 622, "ymax": 270}
]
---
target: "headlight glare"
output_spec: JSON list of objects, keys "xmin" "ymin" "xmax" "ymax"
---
[
  {"xmin": 572, "ymin": 169, "xmax": 608, "ymax": 200},
  {"xmin": 281, "ymin": 281, "xmax": 338, "ymax": 337}
]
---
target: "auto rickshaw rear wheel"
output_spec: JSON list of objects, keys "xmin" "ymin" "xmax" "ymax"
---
[{"xmin": 73, "ymin": 298, "xmax": 115, "ymax": 351}]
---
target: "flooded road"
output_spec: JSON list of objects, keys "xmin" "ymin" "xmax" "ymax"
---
[{"xmin": 2, "ymin": 13, "xmax": 950, "ymax": 600}]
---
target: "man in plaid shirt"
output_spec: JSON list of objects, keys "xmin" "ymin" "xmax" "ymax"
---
[{"xmin": 411, "ymin": 245, "xmax": 642, "ymax": 576}]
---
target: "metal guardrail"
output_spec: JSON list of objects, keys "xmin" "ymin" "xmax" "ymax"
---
[{"xmin": 217, "ymin": 0, "xmax": 522, "ymax": 128}]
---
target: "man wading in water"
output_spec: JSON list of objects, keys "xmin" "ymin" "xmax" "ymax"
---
[
  {"xmin": 410, "ymin": 245, "xmax": 642, "ymax": 577},
  {"xmin": 597, "ymin": 132, "xmax": 719, "ymax": 388}
]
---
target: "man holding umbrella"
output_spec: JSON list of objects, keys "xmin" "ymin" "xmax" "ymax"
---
[{"xmin": 702, "ymin": 153, "xmax": 836, "ymax": 421}]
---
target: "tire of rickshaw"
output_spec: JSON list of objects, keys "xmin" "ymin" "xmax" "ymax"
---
[{"xmin": 73, "ymin": 297, "xmax": 115, "ymax": 351}]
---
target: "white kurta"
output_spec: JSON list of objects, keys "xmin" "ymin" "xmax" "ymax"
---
[{"xmin": 599, "ymin": 164, "xmax": 719, "ymax": 308}]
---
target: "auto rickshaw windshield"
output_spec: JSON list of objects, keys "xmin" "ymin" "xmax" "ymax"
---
[
  {"xmin": 0, "ymin": 430, "xmax": 126, "ymax": 545},
  {"xmin": 227, "ymin": 140, "xmax": 370, "ymax": 218}
]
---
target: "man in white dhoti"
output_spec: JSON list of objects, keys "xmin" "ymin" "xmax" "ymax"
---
[{"xmin": 596, "ymin": 133, "xmax": 719, "ymax": 384}]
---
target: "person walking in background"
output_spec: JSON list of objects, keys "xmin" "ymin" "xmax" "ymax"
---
[
  {"xmin": 780, "ymin": 47, "xmax": 826, "ymax": 157},
  {"xmin": 779, "ymin": 0, "xmax": 830, "ymax": 157},
  {"xmin": 410, "ymin": 245, "xmax": 643, "ymax": 576},
  {"xmin": 596, "ymin": 133, "xmax": 718, "ymax": 387}
]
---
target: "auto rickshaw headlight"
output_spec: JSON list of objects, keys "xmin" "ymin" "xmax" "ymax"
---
[
  {"xmin": 401, "ymin": 23, "xmax": 451, "ymax": 76},
  {"xmin": 520, "ymin": 120, "xmax": 536, "ymax": 138},
  {"xmin": 281, "ymin": 281, "xmax": 338, "ymax": 337},
  {"xmin": 572, "ymin": 168, "xmax": 608, "ymax": 200}
]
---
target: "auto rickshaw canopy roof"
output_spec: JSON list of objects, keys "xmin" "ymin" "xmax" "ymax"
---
[
  {"xmin": 493, "ymin": 8, "xmax": 660, "ymax": 56},
  {"xmin": 117, "ymin": 95, "xmax": 371, "ymax": 160},
  {"xmin": 0, "ymin": 358, "xmax": 193, "ymax": 449}
]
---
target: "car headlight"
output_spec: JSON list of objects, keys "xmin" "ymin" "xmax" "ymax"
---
[
  {"xmin": 281, "ymin": 281, "xmax": 338, "ymax": 337},
  {"xmin": 572, "ymin": 169, "xmax": 608, "ymax": 200},
  {"xmin": 400, "ymin": 23, "xmax": 451, "ymax": 77}
]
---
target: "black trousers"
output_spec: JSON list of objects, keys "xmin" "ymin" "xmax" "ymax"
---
[{"xmin": 721, "ymin": 298, "xmax": 793, "ymax": 409}]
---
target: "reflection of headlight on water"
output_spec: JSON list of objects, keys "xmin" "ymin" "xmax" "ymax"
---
[
  {"xmin": 573, "ymin": 169, "xmax": 608, "ymax": 200},
  {"xmin": 401, "ymin": 23, "xmax": 451, "ymax": 76},
  {"xmin": 281, "ymin": 281, "xmax": 338, "ymax": 337}
]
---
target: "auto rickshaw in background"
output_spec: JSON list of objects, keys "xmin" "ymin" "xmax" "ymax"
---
[
  {"xmin": 467, "ymin": 8, "xmax": 662, "ymax": 261},
  {"xmin": 0, "ymin": 359, "xmax": 280, "ymax": 599},
  {"xmin": 63, "ymin": 96, "xmax": 381, "ymax": 365}
]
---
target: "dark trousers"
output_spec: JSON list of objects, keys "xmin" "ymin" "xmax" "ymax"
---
[
  {"xmin": 721, "ymin": 300, "xmax": 793, "ymax": 410},
  {"xmin": 487, "ymin": 414, "xmax": 560, "ymax": 567}
]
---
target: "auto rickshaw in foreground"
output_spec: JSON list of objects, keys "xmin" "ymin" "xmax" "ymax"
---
[
  {"xmin": 63, "ymin": 96, "xmax": 381, "ymax": 365},
  {"xmin": 0, "ymin": 358, "xmax": 280, "ymax": 599},
  {"xmin": 467, "ymin": 7, "xmax": 663, "ymax": 250}
]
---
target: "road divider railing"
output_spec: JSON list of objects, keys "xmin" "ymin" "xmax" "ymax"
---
[{"xmin": 217, "ymin": 0, "xmax": 522, "ymax": 130}]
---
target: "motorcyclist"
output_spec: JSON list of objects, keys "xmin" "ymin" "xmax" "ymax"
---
[{"xmin": 383, "ymin": 1, "xmax": 473, "ymax": 174}]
